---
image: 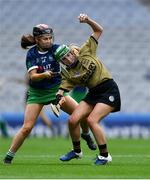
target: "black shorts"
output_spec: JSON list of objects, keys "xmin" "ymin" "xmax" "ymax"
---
[{"xmin": 83, "ymin": 79, "xmax": 121, "ymax": 112}]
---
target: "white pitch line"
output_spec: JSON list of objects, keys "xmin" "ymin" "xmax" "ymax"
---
[{"xmin": 0, "ymin": 154, "xmax": 150, "ymax": 158}]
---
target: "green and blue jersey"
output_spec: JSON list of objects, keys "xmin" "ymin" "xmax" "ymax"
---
[{"xmin": 26, "ymin": 44, "xmax": 61, "ymax": 89}]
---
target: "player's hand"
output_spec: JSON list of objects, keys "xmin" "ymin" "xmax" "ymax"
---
[
  {"xmin": 44, "ymin": 71, "xmax": 54, "ymax": 79},
  {"xmin": 54, "ymin": 94, "xmax": 66, "ymax": 106},
  {"xmin": 50, "ymin": 94, "xmax": 65, "ymax": 117},
  {"xmin": 78, "ymin": 13, "xmax": 89, "ymax": 23},
  {"xmin": 54, "ymin": 94, "xmax": 63, "ymax": 105}
]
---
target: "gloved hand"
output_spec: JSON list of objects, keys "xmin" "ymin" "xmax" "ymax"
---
[
  {"xmin": 50, "ymin": 94, "xmax": 65, "ymax": 117},
  {"xmin": 54, "ymin": 94, "xmax": 63, "ymax": 105}
]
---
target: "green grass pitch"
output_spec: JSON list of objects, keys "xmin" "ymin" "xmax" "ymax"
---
[{"xmin": 0, "ymin": 137, "xmax": 150, "ymax": 179}]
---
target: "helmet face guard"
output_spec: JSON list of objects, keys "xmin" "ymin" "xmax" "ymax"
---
[
  {"xmin": 33, "ymin": 24, "xmax": 53, "ymax": 37},
  {"xmin": 54, "ymin": 45, "xmax": 70, "ymax": 62}
]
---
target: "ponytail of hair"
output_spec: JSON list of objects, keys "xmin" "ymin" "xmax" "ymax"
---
[{"xmin": 21, "ymin": 34, "xmax": 36, "ymax": 49}]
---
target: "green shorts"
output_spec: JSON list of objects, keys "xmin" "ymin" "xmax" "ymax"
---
[
  {"xmin": 27, "ymin": 85, "xmax": 60, "ymax": 105},
  {"xmin": 65, "ymin": 87, "xmax": 88, "ymax": 103}
]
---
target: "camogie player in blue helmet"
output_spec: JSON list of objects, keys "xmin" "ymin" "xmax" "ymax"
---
[
  {"xmin": 3, "ymin": 24, "xmax": 96, "ymax": 164},
  {"xmin": 54, "ymin": 14, "xmax": 121, "ymax": 165}
]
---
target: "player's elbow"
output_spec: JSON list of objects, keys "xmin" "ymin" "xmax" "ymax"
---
[
  {"xmin": 97, "ymin": 26, "xmax": 103, "ymax": 35},
  {"xmin": 30, "ymin": 74, "xmax": 40, "ymax": 81}
]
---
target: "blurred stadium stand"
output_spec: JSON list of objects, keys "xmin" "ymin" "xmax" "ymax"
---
[
  {"xmin": 0, "ymin": 0, "xmax": 150, "ymax": 137},
  {"xmin": 0, "ymin": 0, "xmax": 150, "ymax": 113}
]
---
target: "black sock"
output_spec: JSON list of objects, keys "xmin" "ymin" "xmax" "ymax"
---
[
  {"xmin": 73, "ymin": 141, "xmax": 81, "ymax": 153},
  {"xmin": 5, "ymin": 150, "xmax": 15, "ymax": 161},
  {"xmin": 5, "ymin": 154, "xmax": 13, "ymax": 161},
  {"xmin": 98, "ymin": 144, "xmax": 108, "ymax": 157}
]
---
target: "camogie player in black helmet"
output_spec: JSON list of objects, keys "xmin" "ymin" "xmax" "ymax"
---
[
  {"xmin": 54, "ymin": 14, "xmax": 121, "ymax": 165},
  {"xmin": 3, "ymin": 24, "xmax": 61, "ymax": 164},
  {"xmin": 3, "ymin": 24, "xmax": 96, "ymax": 164}
]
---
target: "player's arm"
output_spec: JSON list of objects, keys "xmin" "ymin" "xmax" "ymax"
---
[
  {"xmin": 78, "ymin": 13, "xmax": 103, "ymax": 41},
  {"xmin": 29, "ymin": 69, "xmax": 54, "ymax": 81},
  {"xmin": 50, "ymin": 86, "xmax": 72, "ymax": 117},
  {"xmin": 50, "ymin": 89, "xmax": 65, "ymax": 117}
]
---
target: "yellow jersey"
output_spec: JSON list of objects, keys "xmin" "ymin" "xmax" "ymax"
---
[{"xmin": 60, "ymin": 36, "xmax": 112, "ymax": 91}]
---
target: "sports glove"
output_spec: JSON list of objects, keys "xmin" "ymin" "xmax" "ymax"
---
[
  {"xmin": 54, "ymin": 94, "xmax": 63, "ymax": 105},
  {"xmin": 50, "ymin": 94, "xmax": 63, "ymax": 117}
]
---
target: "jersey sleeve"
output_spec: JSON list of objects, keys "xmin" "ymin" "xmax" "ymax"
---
[
  {"xmin": 26, "ymin": 50, "xmax": 38, "ymax": 72},
  {"xmin": 80, "ymin": 36, "xmax": 98, "ymax": 57},
  {"xmin": 52, "ymin": 44, "xmax": 60, "ymax": 52},
  {"xmin": 59, "ymin": 68, "xmax": 74, "ymax": 92}
]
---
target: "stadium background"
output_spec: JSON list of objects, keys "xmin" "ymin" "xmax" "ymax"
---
[{"xmin": 0, "ymin": 0, "xmax": 150, "ymax": 138}]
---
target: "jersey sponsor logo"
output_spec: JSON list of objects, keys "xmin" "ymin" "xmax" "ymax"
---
[
  {"xmin": 43, "ymin": 64, "xmax": 52, "ymax": 70},
  {"xmin": 35, "ymin": 56, "xmax": 56, "ymax": 71},
  {"xmin": 74, "ymin": 71, "xmax": 81, "ymax": 77},
  {"xmin": 81, "ymin": 62, "xmax": 96, "ymax": 83}
]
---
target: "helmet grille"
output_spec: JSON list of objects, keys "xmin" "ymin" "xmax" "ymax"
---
[{"xmin": 54, "ymin": 45, "xmax": 70, "ymax": 61}]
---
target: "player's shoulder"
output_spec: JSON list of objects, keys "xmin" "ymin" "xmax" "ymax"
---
[
  {"xmin": 51, "ymin": 44, "xmax": 60, "ymax": 53},
  {"xmin": 26, "ymin": 45, "xmax": 37, "ymax": 58},
  {"xmin": 26, "ymin": 44, "xmax": 60, "ymax": 58}
]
